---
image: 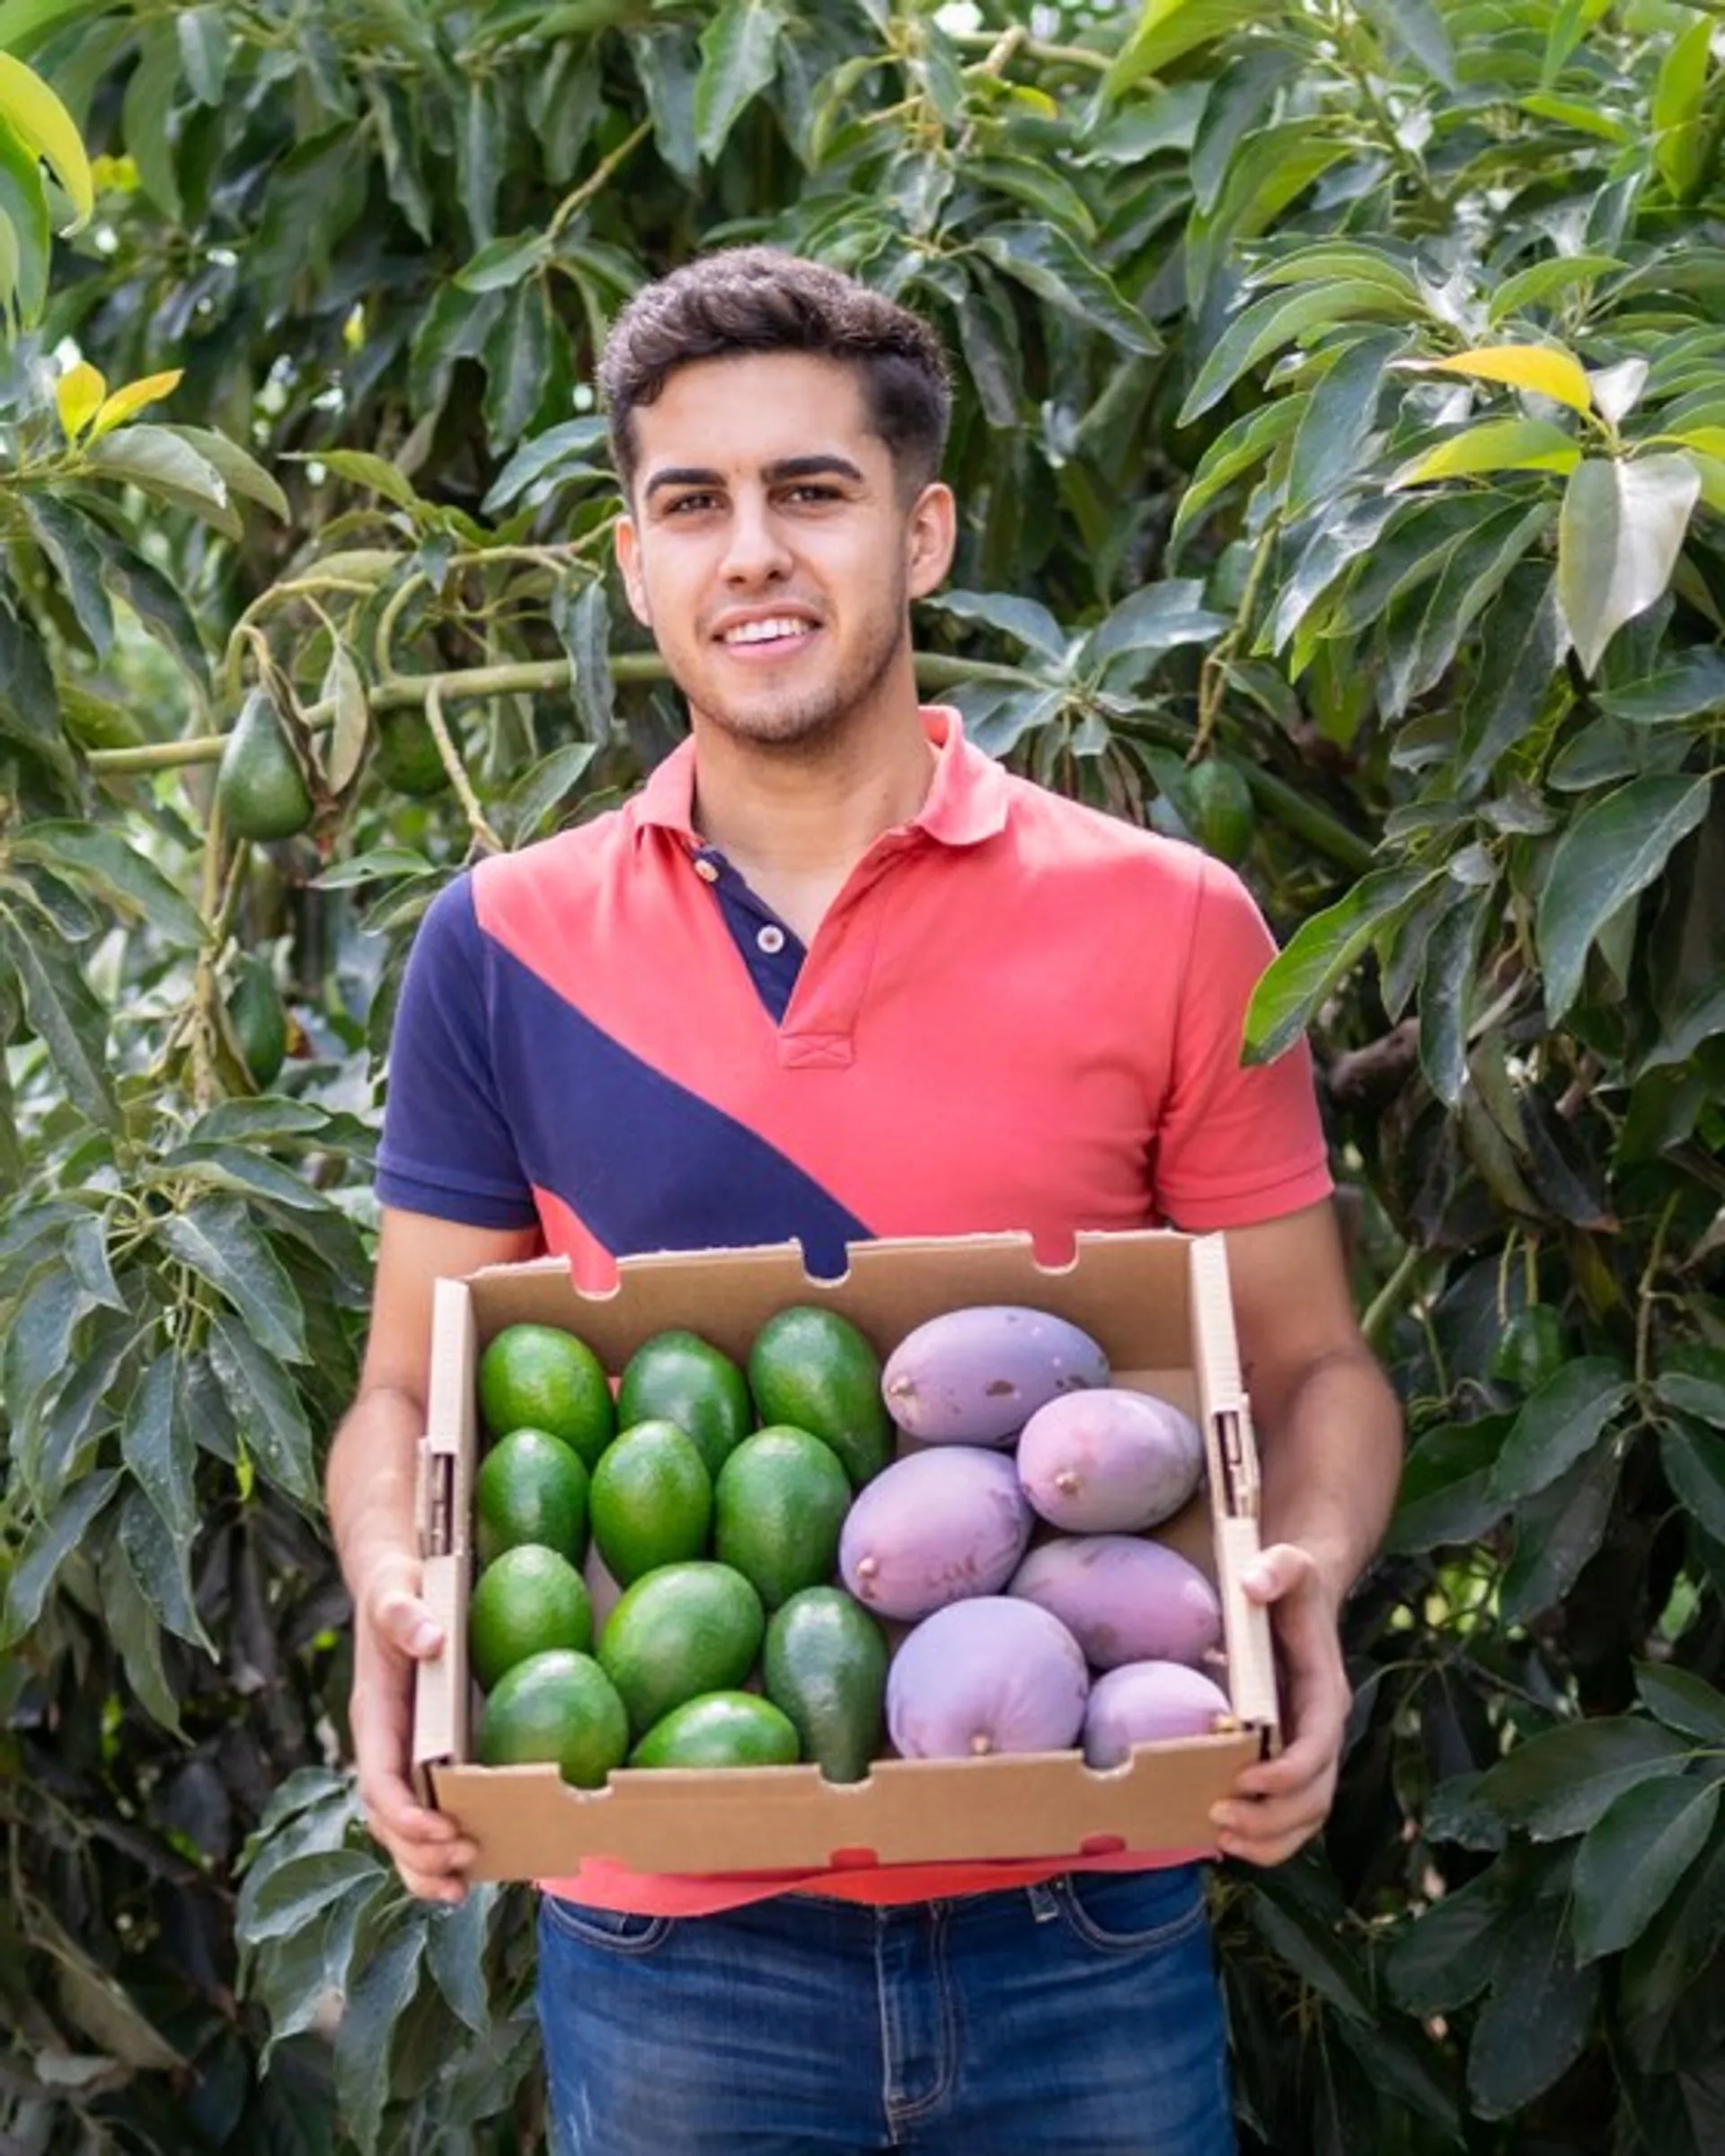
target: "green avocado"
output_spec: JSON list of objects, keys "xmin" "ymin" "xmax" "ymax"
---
[
  {"xmin": 762, "ymin": 1586, "xmax": 889, "ymax": 1784},
  {"xmin": 216, "ymin": 687, "xmax": 314, "ymax": 842},
  {"xmin": 748, "ymin": 1305, "xmax": 892, "ymax": 1489},
  {"xmin": 628, "ymin": 1691, "xmax": 800, "ymax": 1770}
]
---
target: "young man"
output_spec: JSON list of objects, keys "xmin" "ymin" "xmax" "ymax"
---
[{"xmin": 328, "ymin": 249, "xmax": 1403, "ymax": 2153}]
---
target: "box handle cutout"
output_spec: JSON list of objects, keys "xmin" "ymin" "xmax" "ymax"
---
[
  {"xmin": 1213, "ymin": 1408, "xmax": 1259, "ymax": 1520},
  {"xmin": 418, "ymin": 1440, "xmax": 455, "ymax": 1559}
]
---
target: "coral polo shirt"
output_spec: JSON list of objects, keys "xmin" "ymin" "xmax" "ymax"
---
[{"xmin": 377, "ymin": 707, "xmax": 1332, "ymax": 1913}]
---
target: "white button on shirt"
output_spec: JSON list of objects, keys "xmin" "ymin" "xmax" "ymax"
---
[
  {"xmin": 692, "ymin": 856, "xmax": 720, "ymax": 883},
  {"xmin": 756, "ymin": 924, "xmax": 787, "ymax": 955}
]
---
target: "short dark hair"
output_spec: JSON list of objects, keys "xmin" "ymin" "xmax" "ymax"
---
[{"xmin": 600, "ymin": 247, "xmax": 951, "ymax": 495}]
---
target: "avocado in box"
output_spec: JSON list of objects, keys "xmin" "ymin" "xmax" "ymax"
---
[{"xmin": 411, "ymin": 1229, "xmax": 1278, "ymax": 1881}]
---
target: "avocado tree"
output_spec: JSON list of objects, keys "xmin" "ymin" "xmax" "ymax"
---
[{"xmin": 0, "ymin": 1, "xmax": 1722, "ymax": 2150}]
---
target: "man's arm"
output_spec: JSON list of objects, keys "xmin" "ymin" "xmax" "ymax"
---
[
  {"xmin": 330, "ymin": 1206, "xmax": 539, "ymax": 1900},
  {"xmin": 1207, "ymin": 1197, "xmax": 1403, "ymax": 1866}
]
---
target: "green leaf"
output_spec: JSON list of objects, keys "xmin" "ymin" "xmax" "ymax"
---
[
  {"xmin": 1285, "ymin": 328, "xmax": 1407, "ymax": 519},
  {"xmin": 506, "ymin": 741, "xmax": 599, "ymax": 844},
  {"xmin": 1467, "ymin": 1898, "xmax": 1599, "ymax": 2119},
  {"xmin": 0, "ymin": 105, "xmax": 49, "ymax": 321},
  {"xmin": 6, "ymin": 1261, "xmax": 94, "ymax": 1497},
  {"xmin": 1385, "ymin": 500, "xmax": 1552, "ymax": 714},
  {"xmin": 119, "ymin": 18, "xmax": 181, "ymax": 222},
  {"xmin": 1418, "ymin": 889, "xmax": 1485, "ymax": 1109},
  {"xmin": 1105, "ymin": 0, "xmax": 1262, "ymax": 99},
  {"xmin": 1487, "ymin": 252, "xmax": 1626, "ymax": 324},
  {"xmin": 1622, "ymin": 1814, "xmax": 1725, "ymax": 2027},
  {"xmin": 307, "ymin": 450, "xmax": 423, "ymax": 515},
  {"xmin": 3, "ymin": 1468, "xmax": 120, "ymax": 1638},
  {"xmin": 1388, "ymin": 1418, "xmax": 1510, "ymax": 1553},
  {"xmin": 1661, "ymin": 1418, "xmax": 1725, "ymax": 1542},
  {"xmin": 1245, "ymin": 865, "xmax": 1443, "ymax": 1065},
  {"xmin": 550, "ymin": 575, "xmax": 615, "ymax": 747},
  {"xmin": 101, "ymin": 1533, "xmax": 181, "ymax": 1732},
  {"xmin": 119, "ymin": 1354, "xmax": 195, "ymax": 1542},
  {"xmin": 1190, "ymin": 47, "xmax": 1298, "ymax": 215},
  {"xmin": 208, "ymin": 1312, "xmax": 318, "ymax": 1509},
  {"xmin": 1180, "ymin": 281, "xmax": 1412, "ymax": 424},
  {"xmin": 482, "ymin": 276, "xmax": 553, "ymax": 453},
  {"xmin": 0, "ymin": 911, "xmax": 119, "ymax": 1127},
  {"xmin": 243, "ymin": 1851, "xmax": 386, "ymax": 1945},
  {"xmin": 174, "ymin": 5, "xmax": 226, "ymax": 103},
  {"xmin": 457, "ymin": 71, "xmax": 504, "ymax": 247},
  {"xmin": 1490, "ymin": 1356, "xmax": 1631, "ymax": 1503},
  {"xmin": 1652, "ymin": 15, "xmax": 1712, "ymax": 200},
  {"xmin": 455, "ymin": 230, "xmax": 552, "ymax": 295},
  {"xmin": 336, "ymin": 1921, "xmax": 426, "ymax": 2154},
  {"xmin": 1635, "ymin": 1664, "xmax": 1725, "ymax": 1746},
  {"xmin": 159, "ymin": 1142, "xmax": 334, "ymax": 1215},
  {"xmin": 1169, "ymin": 397, "xmax": 1305, "ymax": 552},
  {"xmin": 424, "ymin": 1891, "xmax": 492, "ymax": 2035},
  {"xmin": 1500, "ymin": 1441, "xmax": 1621, "ymax": 1624},
  {"xmin": 23, "ymin": 495, "xmax": 112, "ymax": 655},
  {"xmin": 158, "ymin": 1197, "xmax": 308, "ymax": 1364},
  {"xmin": 481, "ymin": 415, "xmax": 610, "ymax": 516},
  {"xmin": 88, "ymin": 526, "xmax": 209, "ymax": 688},
  {"xmin": 321, "ymin": 643, "xmax": 368, "ymax": 796},
  {"xmin": 368, "ymin": 74, "xmax": 432, "ymax": 243},
  {"xmin": 968, "ymin": 155, "xmax": 1096, "ymax": 244},
  {"xmin": 163, "ymin": 426, "xmax": 288, "ymax": 519},
  {"xmin": 1243, "ymin": 1870, "xmax": 1375, "ymax": 2024},
  {"xmin": 694, "ymin": 0, "xmax": 790, "ymax": 162},
  {"xmin": 1574, "ymin": 1776, "xmax": 1721, "ymax": 1965},
  {"xmin": 117, "ymin": 1482, "xmax": 210, "ymax": 1651},
  {"xmin": 1360, "ymin": 0, "xmax": 1456, "ymax": 86},
  {"xmin": 1384, "ymin": 1868, "xmax": 1509, "ymax": 2015},
  {"xmin": 1598, "ymin": 648, "xmax": 1725, "ymax": 725},
  {"xmin": 977, "ymin": 224, "xmax": 1162, "ymax": 358},
  {"xmin": 0, "ymin": 582, "xmax": 75, "ymax": 780},
  {"xmin": 1476, "ymin": 1717, "xmax": 1691, "ymax": 1839},
  {"xmin": 1391, "ymin": 417, "xmax": 1579, "ymax": 488},
  {"xmin": 1458, "ymin": 568, "xmax": 1565, "ymax": 791},
  {"xmin": 13, "ymin": 821, "xmax": 205, "ymax": 946},
  {"xmin": 1557, "ymin": 455, "xmax": 1703, "ymax": 676},
  {"xmin": 927, "ymin": 589, "xmax": 1069, "ymax": 666},
  {"xmin": 1082, "ymin": 579, "xmax": 1228, "ymax": 675},
  {"xmin": 632, "ymin": 23, "xmax": 701, "ymax": 185},
  {"xmin": 1269, "ymin": 496, "xmax": 1406, "ymax": 652},
  {"xmin": 1535, "ymin": 774, "xmax": 1712, "ymax": 1023}
]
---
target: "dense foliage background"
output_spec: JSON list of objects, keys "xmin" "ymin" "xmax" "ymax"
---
[{"xmin": 1, "ymin": 0, "xmax": 1722, "ymax": 2148}]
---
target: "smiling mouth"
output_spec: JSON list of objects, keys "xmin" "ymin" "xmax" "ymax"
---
[{"xmin": 718, "ymin": 616, "xmax": 818, "ymax": 649}]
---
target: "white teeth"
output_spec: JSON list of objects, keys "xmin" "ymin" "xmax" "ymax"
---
[{"xmin": 723, "ymin": 617, "xmax": 810, "ymax": 645}]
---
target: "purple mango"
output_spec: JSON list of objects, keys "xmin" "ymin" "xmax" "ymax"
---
[
  {"xmin": 881, "ymin": 1306, "xmax": 1110, "ymax": 1445},
  {"xmin": 1009, "ymin": 1535, "xmax": 1222, "ymax": 1670},
  {"xmin": 888, "ymin": 1597, "xmax": 1089, "ymax": 1759},
  {"xmin": 1016, "ymin": 1389, "xmax": 1204, "ymax": 1533},
  {"xmin": 1083, "ymin": 1661, "xmax": 1234, "ymax": 1767},
  {"xmin": 838, "ymin": 1447, "xmax": 1031, "ymax": 1621}
]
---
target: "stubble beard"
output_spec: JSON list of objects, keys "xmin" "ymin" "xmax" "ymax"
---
[{"xmin": 678, "ymin": 592, "xmax": 911, "ymax": 755}]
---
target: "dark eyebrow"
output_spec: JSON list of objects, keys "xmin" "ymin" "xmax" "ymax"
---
[
  {"xmin": 641, "ymin": 453, "xmax": 867, "ymax": 501},
  {"xmin": 764, "ymin": 454, "xmax": 865, "ymax": 486},
  {"xmin": 643, "ymin": 465, "xmax": 725, "ymax": 500}
]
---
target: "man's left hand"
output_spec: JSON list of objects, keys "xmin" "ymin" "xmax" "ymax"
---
[{"xmin": 1208, "ymin": 1542, "xmax": 1350, "ymax": 1866}]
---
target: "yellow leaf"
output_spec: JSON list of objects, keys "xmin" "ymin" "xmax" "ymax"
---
[
  {"xmin": 55, "ymin": 358, "xmax": 105, "ymax": 439},
  {"xmin": 89, "ymin": 368, "xmax": 183, "ymax": 438},
  {"xmin": 0, "ymin": 52, "xmax": 93, "ymax": 231},
  {"xmin": 1413, "ymin": 343, "xmax": 1594, "ymax": 415},
  {"xmin": 1676, "ymin": 426, "xmax": 1725, "ymax": 461}
]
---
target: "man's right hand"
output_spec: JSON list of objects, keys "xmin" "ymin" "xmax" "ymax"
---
[{"xmin": 352, "ymin": 1551, "xmax": 477, "ymax": 1901}]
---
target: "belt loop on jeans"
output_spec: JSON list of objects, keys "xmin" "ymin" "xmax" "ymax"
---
[{"xmin": 1026, "ymin": 1881, "xmax": 1061, "ymax": 1923}]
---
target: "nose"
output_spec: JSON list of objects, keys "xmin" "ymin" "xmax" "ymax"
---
[{"xmin": 720, "ymin": 490, "xmax": 792, "ymax": 586}]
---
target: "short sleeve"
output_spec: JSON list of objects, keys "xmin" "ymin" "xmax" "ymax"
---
[
  {"xmin": 375, "ymin": 876, "xmax": 539, "ymax": 1228},
  {"xmin": 1151, "ymin": 859, "xmax": 1333, "ymax": 1231}
]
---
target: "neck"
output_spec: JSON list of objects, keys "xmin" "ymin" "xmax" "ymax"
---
[{"xmin": 689, "ymin": 698, "xmax": 935, "ymax": 885}]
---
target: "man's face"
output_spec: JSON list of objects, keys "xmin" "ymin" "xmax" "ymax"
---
[{"xmin": 615, "ymin": 352, "xmax": 953, "ymax": 752}]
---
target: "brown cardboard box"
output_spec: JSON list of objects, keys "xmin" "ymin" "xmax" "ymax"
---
[{"xmin": 412, "ymin": 1229, "xmax": 1278, "ymax": 1880}]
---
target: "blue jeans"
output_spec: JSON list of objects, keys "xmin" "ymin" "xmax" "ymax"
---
[{"xmin": 536, "ymin": 1866, "xmax": 1235, "ymax": 2153}]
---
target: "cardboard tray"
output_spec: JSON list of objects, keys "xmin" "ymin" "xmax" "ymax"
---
[{"xmin": 412, "ymin": 1229, "xmax": 1278, "ymax": 1880}]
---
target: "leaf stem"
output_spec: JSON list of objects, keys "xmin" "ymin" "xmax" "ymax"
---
[
  {"xmin": 548, "ymin": 119, "xmax": 653, "ymax": 240},
  {"xmin": 424, "ymin": 681, "xmax": 502, "ymax": 854}
]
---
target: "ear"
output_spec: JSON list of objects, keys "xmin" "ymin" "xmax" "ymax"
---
[
  {"xmin": 615, "ymin": 515, "xmax": 652, "ymax": 627},
  {"xmin": 905, "ymin": 482, "xmax": 957, "ymax": 601}
]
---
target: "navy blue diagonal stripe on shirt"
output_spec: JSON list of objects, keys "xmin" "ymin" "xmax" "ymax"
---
[{"xmin": 484, "ymin": 941, "xmax": 869, "ymax": 1276}]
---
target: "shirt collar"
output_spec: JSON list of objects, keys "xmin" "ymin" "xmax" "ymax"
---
[{"xmin": 629, "ymin": 705, "xmax": 1009, "ymax": 853}]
